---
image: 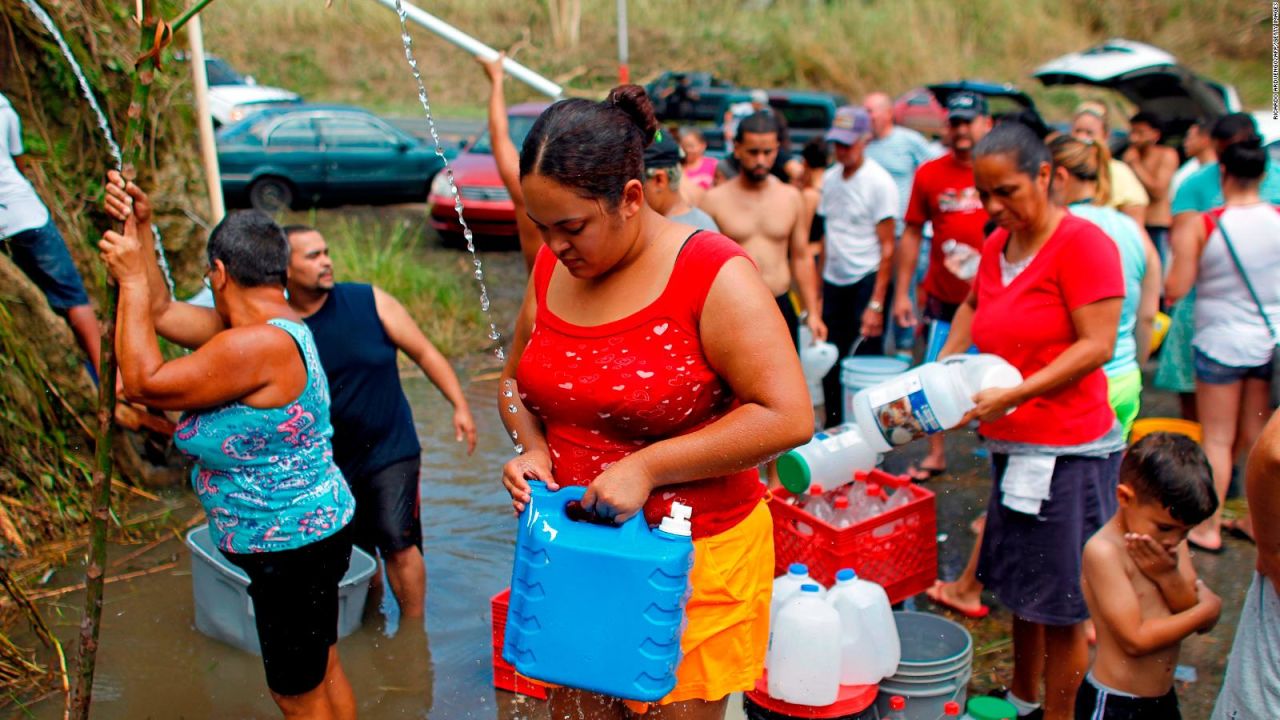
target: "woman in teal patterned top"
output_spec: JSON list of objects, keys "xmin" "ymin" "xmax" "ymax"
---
[{"xmin": 100, "ymin": 186, "xmax": 357, "ymax": 719}]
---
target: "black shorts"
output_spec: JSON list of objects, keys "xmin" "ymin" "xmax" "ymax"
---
[
  {"xmin": 774, "ymin": 293, "xmax": 799, "ymax": 350},
  {"xmin": 350, "ymin": 457, "xmax": 423, "ymax": 557},
  {"xmin": 977, "ymin": 452, "xmax": 1121, "ymax": 626},
  {"xmin": 222, "ymin": 525, "xmax": 353, "ymax": 696},
  {"xmin": 1075, "ymin": 674, "xmax": 1180, "ymax": 719}
]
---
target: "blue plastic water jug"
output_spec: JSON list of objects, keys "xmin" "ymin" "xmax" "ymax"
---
[{"xmin": 503, "ymin": 481, "xmax": 695, "ymax": 701}]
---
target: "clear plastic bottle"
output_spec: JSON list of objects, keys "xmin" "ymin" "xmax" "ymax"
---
[
  {"xmin": 852, "ymin": 482, "xmax": 888, "ymax": 522},
  {"xmin": 882, "ymin": 484, "xmax": 914, "ymax": 514},
  {"xmin": 803, "ymin": 484, "xmax": 835, "ymax": 524},
  {"xmin": 831, "ymin": 495, "xmax": 854, "ymax": 528}
]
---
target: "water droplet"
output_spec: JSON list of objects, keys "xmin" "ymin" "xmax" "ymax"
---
[
  {"xmin": 510, "ymin": 431, "xmax": 519, "ymax": 440},
  {"xmin": 474, "ymin": 269, "xmax": 483, "ymax": 280},
  {"xmin": 502, "ymin": 389, "xmax": 513, "ymax": 398},
  {"xmin": 507, "ymin": 404, "xmax": 518, "ymax": 414},
  {"xmin": 514, "ymin": 444, "xmax": 525, "ymax": 454}
]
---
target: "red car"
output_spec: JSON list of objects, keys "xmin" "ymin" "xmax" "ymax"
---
[{"xmin": 428, "ymin": 102, "xmax": 548, "ymax": 238}]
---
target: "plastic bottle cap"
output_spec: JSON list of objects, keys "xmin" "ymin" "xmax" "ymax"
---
[
  {"xmin": 835, "ymin": 568, "xmax": 856, "ymax": 582},
  {"xmin": 865, "ymin": 483, "xmax": 880, "ymax": 496},
  {"xmin": 788, "ymin": 563, "xmax": 808, "ymax": 576},
  {"xmin": 833, "ymin": 496, "xmax": 849, "ymax": 508},
  {"xmin": 800, "ymin": 584, "xmax": 820, "ymax": 593},
  {"xmin": 889, "ymin": 696, "xmax": 906, "ymax": 711},
  {"xmin": 967, "ymin": 696, "xmax": 1019, "ymax": 720},
  {"xmin": 658, "ymin": 502, "xmax": 693, "ymax": 536},
  {"xmin": 943, "ymin": 701, "xmax": 962, "ymax": 716},
  {"xmin": 808, "ymin": 484, "xmax": 825, "ymax": 495},
  {"xmin": 776, "ymin": 451, "xmax": 812, "ymax": 494}
]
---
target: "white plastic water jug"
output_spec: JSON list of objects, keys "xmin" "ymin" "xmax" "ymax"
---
[
  {"xmin": 826, "ymin": 568, "xmax": 900, "ymax": 680},
  {"xmin": 800, "ymin": 341, "xmax": 838, "ymax": 406},
  {"xmin": 850, "ymin": 354, "xmax": 1021, "ymax": 453},
  {"xmin": 776, "ymin": 424, "xmax": 879, "ymax": 494},
  {"xmin": 767, "ymin": 564, "xmax": 823, "ymax": 670},
  {"xmin": 768, "ymin": 584, "xmax": 842, "ymax": 706}
]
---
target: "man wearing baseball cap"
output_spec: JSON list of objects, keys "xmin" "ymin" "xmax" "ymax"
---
[
  {"xmin": 891, "ymin": 90, "xmax": 992, "ymax": 483},
  {"xmin": 641, "ymin": 130, "xmax": 720, "ymax": 232},
  {"xmin": 816, "ymin": 105, "xmax": 900, "ymax": 427}
]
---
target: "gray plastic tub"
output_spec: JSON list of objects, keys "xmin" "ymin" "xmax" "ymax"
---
[
  {"xmin": 185, "ymin": 523, "xmax": 377, "ymax": 655},
  {"xmin": 876, "ymin": 611, "xmax": 974, "ymax": 719}
]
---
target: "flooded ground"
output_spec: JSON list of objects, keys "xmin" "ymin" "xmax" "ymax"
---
[{"xmin": 12, "ymin": 238, "xmax": 1258, "ymax": 719}]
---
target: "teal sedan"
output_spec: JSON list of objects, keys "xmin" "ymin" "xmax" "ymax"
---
[{"xmin": 217, "ymin": 104, "xmax": 445, "ymax": 211}]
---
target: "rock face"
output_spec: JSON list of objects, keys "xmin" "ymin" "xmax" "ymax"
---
[{"xmin": 1, "ymin": 0, "xmax": 205, "ymax": 549}]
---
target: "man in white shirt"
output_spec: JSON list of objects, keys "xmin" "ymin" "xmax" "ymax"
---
[
  {"xmin": 817, "ymin": 106, "xmax": 899, "ymax": 427},
  {"xmin": 0, "ymin": 93, "xmax": 101, "ymax": 377}
]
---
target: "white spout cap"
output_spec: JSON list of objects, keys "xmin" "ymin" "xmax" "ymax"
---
[{"xmin": 659, "ymin": 501, "xmax": 693, "ymax": 536}]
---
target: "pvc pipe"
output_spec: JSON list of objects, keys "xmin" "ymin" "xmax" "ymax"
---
[
  {"xmin": 616, "ymin": 0, "xmax": 628, "ymax": 84},
  {"xmin": 187, "ymin": 14, "xmax": 225, "ymax": 223},
  {"xmin": 370, "ymin": 0, "xmax": 563, "ymax": 99}
]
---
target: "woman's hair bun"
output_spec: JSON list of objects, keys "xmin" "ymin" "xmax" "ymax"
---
[
  {"xmin": 1220, "ymin": 135, "xmax": 1268, "ymax": 181},
  {"xmin": 606, "ymin": 84, "xmax": 659, "ymax": 147}
]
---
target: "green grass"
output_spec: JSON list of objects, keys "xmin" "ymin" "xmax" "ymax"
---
[
  {"xmin": 199, "ymin": 0, "xmax": 1270, "ymax": 123},
  {"xmin": 280, "ymin": 209, "xmax": 488, "ymax": 358}
]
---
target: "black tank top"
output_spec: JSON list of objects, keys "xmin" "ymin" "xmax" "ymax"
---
[{"xmin": 304, "ymin": 283, "xmax": 420, "ymax": 480}]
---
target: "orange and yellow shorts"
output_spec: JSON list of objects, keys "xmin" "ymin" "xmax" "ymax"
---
[{"xmin": 534, "ymin": 500, "xmax": 775, "ymax": 713}]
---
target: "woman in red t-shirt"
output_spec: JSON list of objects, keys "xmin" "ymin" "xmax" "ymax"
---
[
  {"xmin": 938, "ymin": 123, "xmax": 1124, "ymax": 719},
  {"xmin": 498, "ymin": 86, "xmax": 812, "ymax": 719}
]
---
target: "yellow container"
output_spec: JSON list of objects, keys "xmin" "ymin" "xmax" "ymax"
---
[
  {"xmin": 1130, "ymin": 417, "xmax": 1203, "ymax": 445},
  {"xmin": 1149, "ymin": 312, "xmax": 1171, "ymax": 353}
]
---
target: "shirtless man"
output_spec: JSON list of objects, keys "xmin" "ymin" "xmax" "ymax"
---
[
  {"xmin": 1079, "ymin": 432, "xmax": 1221, "ymax": 719},
  {"xmin": 1123, "ymin": 111, "xmax": 1179, "ymax": 261},
  {"xmin": 702, "ymin": 111, "xmax": 825, "ymax": 348}
]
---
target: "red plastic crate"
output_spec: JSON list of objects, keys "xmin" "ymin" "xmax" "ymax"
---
[
  {"xmin": 769, "ymin": 468, "xmax": 937, "ymax": 604},
  {"xmin": 490, "ymin": 589, "xmax": 548, "ymax": 700}
]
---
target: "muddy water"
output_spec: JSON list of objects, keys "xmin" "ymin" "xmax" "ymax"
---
[{"xmin": 19, "ymin": 239, "xmax": 1256, "ymax": 717}]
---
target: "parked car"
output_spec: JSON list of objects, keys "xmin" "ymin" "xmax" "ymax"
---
[
  {"xmin": 1032, "ymin": 39, "xmax": 1241, "ymax": 144},
  {"xmin": 895, "ymin": 81, "xmax": 1047, "ymax": 140},
  {"xmin": 427, "ymin": 103, "xmax": 548, "ymax": 238},
  {"xmin": 698, "ymin": 90, "xmax": 848, "ymax": 156},
  {"xmin": 645, "ymin": 71, "xmax": 740, "ymax": 124},
  {"xmin": 200, "ymin": 56, "xmax": 302, "ymax": 127},
  {"xmin": 217, "ymin": 105, "xmax": 445, "ymax": 211}
]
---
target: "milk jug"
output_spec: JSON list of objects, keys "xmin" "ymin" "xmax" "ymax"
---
[
  {"xmin": 768, "ymin": 585, "xmax": 842, "ymax": 706},
  {"xmin": 766, "ymin": 563, "xmax": 822, "ymax": 670},
  {"xmin": 776, "ymin": 423, "xmax": 879, "ymax": 494},
  {"xmin": 826, "ymin": 569, "xmax": 886, "ymax": 685},
  {"xmin": 850, "ymin": 354, "xmax": 1021, "ymax": 453},
  {"xmin": 800, "ymin": 341, "xmax": 839, "ymax": 407},
  {"xmin": 826, "ymin": 568, "xmax": 900, "ymax": 679},
  {"xmin": 503, "ymin": 481, "xmax": 694, "ymax": 701}
]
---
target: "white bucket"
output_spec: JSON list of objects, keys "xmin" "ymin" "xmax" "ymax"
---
[{"xmin": 839, "ymin": 356, "xmax": 910, "ymax": 424}]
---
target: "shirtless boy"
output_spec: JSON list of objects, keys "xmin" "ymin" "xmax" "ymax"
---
[
  {"xmin": 1078, "ymin": 432, "xmax": 1222, "ymax": 719},
  {"xmin": 1122, "ymin": 112, "xmax": 1179, "ymax": 260},
  {"xmin": 701, "ymin": 111, "xmax": 825, "ymax": 347}
]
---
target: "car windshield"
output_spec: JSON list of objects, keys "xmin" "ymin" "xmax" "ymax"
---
[
  {"xmin": 775, "ymin": 103, "xmax": 831, "ymax": 130},
  {"xmin": 469, "ymin": 115, "xmax": 539, "ymax": 155},
  {"xmin": 205, "ymin": 58, "xmax": 245, "ymax": 86}
]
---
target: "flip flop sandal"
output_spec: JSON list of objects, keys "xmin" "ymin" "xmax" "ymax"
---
[
  {"xmin": 1222, "ymin": 519, "xmax": 1256, "ymax": 545},
  {"xmin": 925, "ymin": 583, "xmax": 991, "ymax": 619},
  {"xmin": 906, "ymin": 462, "xmax": 947, "ymax": 482},
  {"xmin": 1187, "ymin": 536, "xmax": 1225, "ymax": 555}
]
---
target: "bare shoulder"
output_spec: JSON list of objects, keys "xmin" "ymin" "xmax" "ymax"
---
[
  {"xmin": 203, "ymin": 322, "xmax": 296, "ymax": 359},
  {"xmin": 1083, "ymin": 523, "xmax": 1125, "ymax": 568}
]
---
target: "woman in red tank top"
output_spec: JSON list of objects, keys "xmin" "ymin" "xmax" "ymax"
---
[{"xmin": 498, "ymin": 87, "xmax": 811, "ymax": 718}]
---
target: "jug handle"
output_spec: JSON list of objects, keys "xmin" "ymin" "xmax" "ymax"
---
[{"xmin": 526, "ymin": 481, "xmax": 650, "ymax": 537}]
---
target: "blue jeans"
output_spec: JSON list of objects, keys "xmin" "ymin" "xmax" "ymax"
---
[{"xmin": 4, "ymin": 220, "xmax": 91, "ymax": 310}]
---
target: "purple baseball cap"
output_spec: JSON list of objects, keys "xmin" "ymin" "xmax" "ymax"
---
[{"xmin": 826, "ymin": 105, "xmax": 872, "ymax": 145}]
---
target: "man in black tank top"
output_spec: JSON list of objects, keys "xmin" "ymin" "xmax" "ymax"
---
[{"xmin": 285, "ymin": 225, "xmax": 477, "ymax": 621}]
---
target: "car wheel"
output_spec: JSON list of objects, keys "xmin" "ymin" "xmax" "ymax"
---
[{"xmin": 248, "ymin": 177, "xmax": 294, "ymax": 213}]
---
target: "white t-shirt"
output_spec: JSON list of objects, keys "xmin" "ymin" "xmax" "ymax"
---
[
  {"xmin": 1193, "ymin": 203, "xmax": 1280, "ymax": 367},
  {"xmin": 0, "ymin": 94, "xmax": 49, "ymax": 238},
  {"xmin": 818, "ymin": 158, "xmax": 899, "ymax": 285}
]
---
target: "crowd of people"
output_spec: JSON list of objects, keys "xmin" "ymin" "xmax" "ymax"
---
[{"xmin": 3, "ymin": 61, "xmax": 1276, "ymax": 719}]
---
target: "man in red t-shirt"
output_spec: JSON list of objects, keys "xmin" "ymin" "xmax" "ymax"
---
[{"xmin": 892, "ymin": 91, "xmax": 991, "ymax": 480}]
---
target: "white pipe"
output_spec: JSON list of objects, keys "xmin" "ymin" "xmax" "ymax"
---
[
  {"xmin": 187, "ymin": 14, "xmax": 225, "ymax": 223},
  {"xmin": 369, "ymin": 0, "xmax": 563, "ymax": 99},
  {"xmin": 616, "ymin": 0, "xmax": 628, "ymax": 83}
]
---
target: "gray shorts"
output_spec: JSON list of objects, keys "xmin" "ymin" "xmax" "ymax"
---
[{"xmin": 1212, "ymin": 572, "xmax": 1280, "ymax": 719}]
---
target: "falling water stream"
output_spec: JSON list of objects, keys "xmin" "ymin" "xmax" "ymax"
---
[
  {"xmin": 20, "ymin": 0, "xmax": 174, "ymax": 293},
  {"xmin": 391, "ymin": 0, "xmax": 523, "ymax": 453}
]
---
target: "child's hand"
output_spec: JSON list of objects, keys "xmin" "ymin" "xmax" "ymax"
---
[
  {"xmin": 1125, "ymin": 533, "xmax": 1178, "ymax": 581},
  {"xmin": 1194, "ymin": 579, "xmax": 1222, "ymax": 633}
]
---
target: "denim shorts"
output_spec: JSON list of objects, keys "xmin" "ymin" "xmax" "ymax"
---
[
  {"xmin": 3, "ymin": 220, "xmax": 91, "ymax": 310},
  {"xmin": 1193, "ymin": 348, "xmax": 1274, "ymax": 385}
]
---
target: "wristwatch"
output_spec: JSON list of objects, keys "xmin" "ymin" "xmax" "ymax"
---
[{"xmin": 867, "ymin": 300, "xmax": 885, "ymax": 313}]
